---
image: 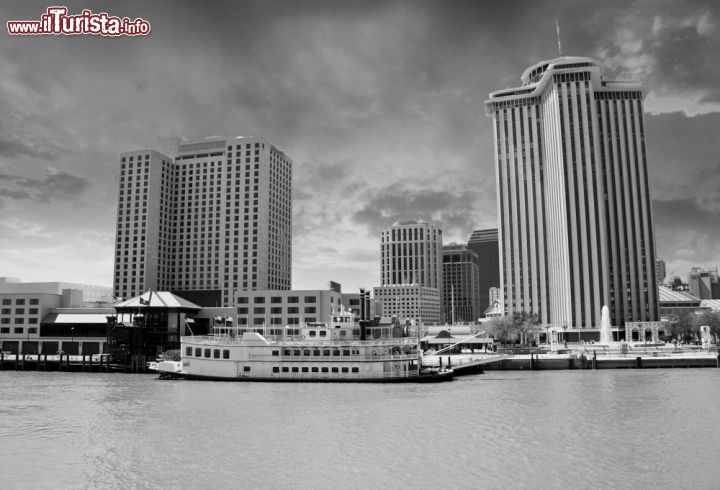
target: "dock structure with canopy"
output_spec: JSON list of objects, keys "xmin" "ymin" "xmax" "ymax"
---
[{"xmin": 108, "ymin": 291, "xmax": 201, "ymax": 370}]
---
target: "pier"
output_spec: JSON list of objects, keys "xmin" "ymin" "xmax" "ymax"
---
[
  {"xmin": 427, "ymin": 346, "xmax": 720, "ymax": 373},
  {"xmin": 0, "ymin": 352, "xmax": 149, "ymax": 373}
]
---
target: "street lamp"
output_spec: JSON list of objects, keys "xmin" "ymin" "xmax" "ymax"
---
[{"xmin": 71, "ymin": 327, "xmax": 75, "ymax": 356}]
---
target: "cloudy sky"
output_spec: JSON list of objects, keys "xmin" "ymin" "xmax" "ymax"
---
[{"xmin": 1, "ymin": 0, "xmax": 719, "ymax": 292}]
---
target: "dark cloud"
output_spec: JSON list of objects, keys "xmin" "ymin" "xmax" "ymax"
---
[
  {"xmin": 0, "ymin": 137, "xmax": 59, "ymax": 161},
  {"xmin": 351, "ymin": 184, "xmax": 480, "ymax": 239},
  {"xmin": 0, "ymin": 169, "xmax": 89, "ymax": 204}
]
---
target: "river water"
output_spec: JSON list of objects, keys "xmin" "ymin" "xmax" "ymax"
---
[{"xmin": 1, "ymin": 370, "xmax": 719, "ymax": 489}]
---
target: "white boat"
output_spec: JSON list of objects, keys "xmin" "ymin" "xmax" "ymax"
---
[{"xmin": 155, "ymin": 307, "xmax": 452, "ymax": 382}]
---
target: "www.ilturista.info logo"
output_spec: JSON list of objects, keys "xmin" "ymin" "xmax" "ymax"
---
[{"xmin": 7, "ymin": 7, "xmax": 151, "ymax": 36}]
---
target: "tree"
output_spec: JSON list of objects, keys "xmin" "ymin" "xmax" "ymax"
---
[
  {"xmin": 486, "ymin": 311, "xmax": 540, "ymax": 346},
  {"xmin": 669, "ymin": 311, "xmax": 700, "ymax": 343}
]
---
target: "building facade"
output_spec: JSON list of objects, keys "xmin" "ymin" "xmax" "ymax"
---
[
  {"xmin": 489, "ymin": 286, "xmax": 502, "ymax": 307},
  {"xmin": 485, "ymin": 56, "xmax": 659, "ymax": 329},
  {"xmin": 442, "ymin": 244, "xmax": 480, "ymax": 323},
  {"xmin": 372, "ymin": 285, "xmax": 441, "ymax": 325},
  {"xmin": 0, "ymin": 278, "xmax": 113, "ymax": 355},
  {"xmin": 655, "ymin": 259, "xmax": 666, "ymax": 285},
  {"xmin": 379, "ymin": 219, "xmax": 443, "ymax": 322},
  {"xmin": 466, "ymin": 228, "xmax": 500, "ymax": 315},
  {"xmin": 113, "ymin": 135, "xmax": 292, "ymax": 307},
  {"xmin": 688, "ymin": 267, "xmax": 719, "ymax": 300}
]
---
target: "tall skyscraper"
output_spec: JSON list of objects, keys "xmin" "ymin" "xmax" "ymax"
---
[
  {"xmin": 380, "ymin": 219, "xmax": 443, "ymax": 289},
  {"xmin": 467, "ymin": 228, "xmax": 500, "ymax": 314},
  {"xmin": 374, "ymin": 219, "xmax": 443, "ymax": 323},
  {"xmin": 485, "ymin": 56, "xmax": 659, "ymax": 329},
  {"xmin": 113, "ymin": 135, "xmax": 292, "ymax": 306},
  {"xmin": 442, "ymin": 244, "xmax": 480, "ymax": 322}
]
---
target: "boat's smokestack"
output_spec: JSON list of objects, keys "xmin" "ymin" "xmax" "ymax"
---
[{"xmin": 359, "ymin": 288, "xmax": 368, "ymax": 340}]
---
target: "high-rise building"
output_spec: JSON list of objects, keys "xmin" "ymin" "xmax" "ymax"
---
[
  {"xmin": 442, "ymin": 244, "xmax": 479, "ymax": 323},
  {"xmin": 489, "ymin": 286, "xmax": 502, "ymax": 306},
  {"xmin": 467, "ymin": 228, "xmax": 500, "ymax": 315},
  {"xmin": 376, "ymin": 219, "xmax": 443, "ymax": 323},
  {"xmin": 113, "ymin": 135, "xmax": 292, "ymax": 306},
  {"xmin": 485, "ymin": 56, "xmax": 659, "ymax": 329},
  {"xmin": 655, "ymin": 259, "xmax": 666, "ymax": 284},
  {"xmin": 688, "ymin": 267, "xmax": 719, "ymax": 300}
]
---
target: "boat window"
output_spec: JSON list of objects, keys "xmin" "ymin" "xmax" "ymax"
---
[
  {"xmin": 303, "ymin": 349, "xmax": 310, "ymax": 356},
  {"xmin": 243, "ymin": 366, "xmax": 250, "ymax": 372},
  {"xmin": 223, "ymin": 350, "xmax": 230, "ymax": 359},
  {"xmin": 293, "ymin": 349, "xmax": 301, "ymax": 356},
  {"xmin": 342, "ymin": 349, "xmax": 350, "ymax": 356},
  {"xmin": 353, "ymin": 329, "xmax": 360, "ymax": 336},
  {"xmin": 308, "ymin": 331, "xmax": 316, "ymax": 337},
  {"xmin": 273, "ymin": 367, "xmax": 280, "ymax": 373},
  {"xmin": 311, "ymin": 367, "xmax": 319, "ymax": 373},
  {"xmin": 331, "ymin": 367, "xmax": 339, "ymax": 373},
  {"xmin": 313, "ymin": 349, "xmax": 320, "ymax": 356},
  {"xmin": 213, "ymin": 349, "xmax": 220, "ymax": 359},
  {"xmin": 204, "ymin": 348, "xmax": 211, "ymax": 358},
  {"xmin": 319, "ymin": 331, "xmax": 327, "ymax": 337},
  {"xmin": 272, "ymin": 350, "xmax": 279, "ymax": 356},
  {"xmin": 341, "ymin": 367, "xmax": 349, "ymax": 373},
  {"xmin": 185, "ymin": 347, "xmax": 192, "ymax": 356},
  {"xmin": 291, "ymin": 367, "xmax": 299, "ymax": 373},
  {"xmin": 351, "ymin": 367, "xmax": 359, "ymax": 373},
  {"xmin": 323, "ymin": 350, "xmax": 330, "ymax": 356},
  {"xmin": 321, "ymin": 367, "xmax": 328, "ymax": 373},
  {"xmin": 301, "ymin": 367, "xmax": 309, "ymax": 373},
  {"xmin": 282, "ymin": 367, "xmax": 289, "ymax": 373},
  {"xmin": 332, "ymin": 349, "xmax": 340, "ymax": 356},
  {"xmin": 339, "ymin": 331, "xmax": 346, "ymax": 337},
  {"xmin": 283, "ymin": 349, "xmax": 291, "ymax": 356},
  {"xmin": 195, "ymin": 348, "xmax": 201, "ymax": 357}
]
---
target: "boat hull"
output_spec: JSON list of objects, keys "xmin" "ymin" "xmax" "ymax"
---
[{"xmin": 164, "ymin": 370, "xmax": 453, "ymax": 383}]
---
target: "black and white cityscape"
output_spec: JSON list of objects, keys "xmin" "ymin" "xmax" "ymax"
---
[{"xmin": 2, "ymin": 1, "xmax": 720, "ymax": 489}]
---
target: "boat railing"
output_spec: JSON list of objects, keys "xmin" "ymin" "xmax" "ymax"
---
[{"xmin": 181, "ymin": 335, "xmax": 420, "ymax": 347}]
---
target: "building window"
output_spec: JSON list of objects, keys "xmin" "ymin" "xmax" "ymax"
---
[
  {"xmin": 14, "ymin": 327, "xmax": 23, "ymax": 334},
  {"xmin": 254, "ymin": 297, "xmax": 265, "ymax": 304},
  {"xmin": 186, "ymin": 347, "xmax": 193, "ymax": 356},
  {"xmin": 304, "ymin": 296, "xmax": 317, "ymax": 303}
]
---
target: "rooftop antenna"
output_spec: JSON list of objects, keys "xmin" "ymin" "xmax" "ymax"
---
[{"xmin": 556, "ymin": 17, "xmax": 563, "ymax": 56}]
